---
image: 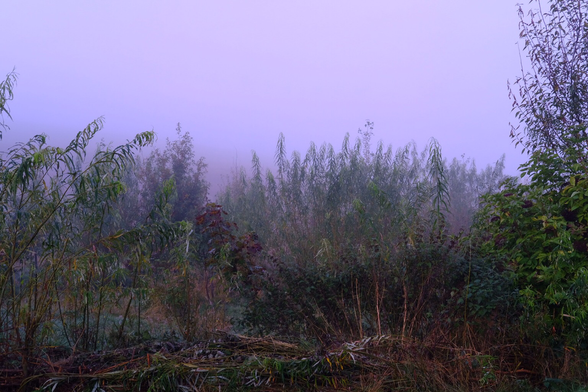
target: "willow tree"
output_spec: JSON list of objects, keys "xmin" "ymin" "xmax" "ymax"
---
[
  {"xmin": 0, "ymin": 71, "xmax": 196, "ymax": 374},
  {"xmin": 218, "ymin": 130, "xmax": 506, "ymax": 338},
  {"xmin": 0, "ymin": 70, "xmax": 16, "ymax": 139}
]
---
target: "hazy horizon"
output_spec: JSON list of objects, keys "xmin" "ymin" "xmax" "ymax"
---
[{"xmin": 1, "ymin": 1, "xmax": 529, "ymax": 194}]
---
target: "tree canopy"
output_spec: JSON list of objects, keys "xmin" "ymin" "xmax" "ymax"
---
[{"xmin": 510, "ymin": 0, "xmax": 588, "ymax": 163}]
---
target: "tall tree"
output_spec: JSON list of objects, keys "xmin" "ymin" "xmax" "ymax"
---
[
  {"xmin": 479, "ymin": 0, "xmax": 588, "ymax": 348},
  {"xmin": 510, "ymin": 0, "xmax": 588, "ymax": 163},
  {"xmin": 136, "ymin": 124, "xmax": 208, "ymax": 223}
]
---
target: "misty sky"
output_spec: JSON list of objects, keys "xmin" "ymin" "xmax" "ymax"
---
[{"xmin": 1, "ymin": 1, "xmax": 528, "ymax": 192}]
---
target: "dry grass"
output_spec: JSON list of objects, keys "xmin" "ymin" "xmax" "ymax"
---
[{"xmin": 3, "ymin": 330, "xmax": 580, "ymax": 392}]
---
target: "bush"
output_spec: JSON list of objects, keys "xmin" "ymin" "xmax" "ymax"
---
[{"xmin": 239, "ymin": 242, "xmax": 517, "ymax": 344}]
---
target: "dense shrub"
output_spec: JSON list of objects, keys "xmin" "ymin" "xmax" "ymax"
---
[
  {"xmin": 239, "ymin": 242, "xmax": 517, "ymax": 344},
  {"xmin": 218, "ymin": 128, "xmax": 509, "ymax": 344}
]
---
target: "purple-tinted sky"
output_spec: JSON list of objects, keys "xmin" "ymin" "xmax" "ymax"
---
[{"xmin": 2, "ymin": 1, "xmax": 527, "ymax": 193}]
